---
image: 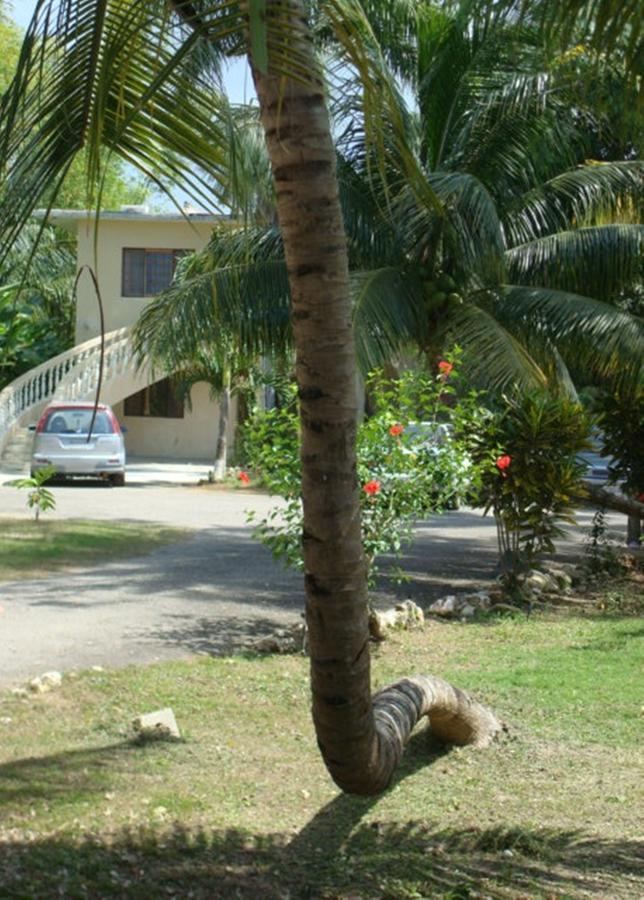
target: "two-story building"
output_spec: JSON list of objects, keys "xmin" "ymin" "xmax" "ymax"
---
[{"xmin": 36, "ymin": 205, "xmax": 234, "ymax": 462}]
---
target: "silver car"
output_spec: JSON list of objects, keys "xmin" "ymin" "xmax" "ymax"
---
[{"xmin": 31, "ymin": 401, "xmax": 126, "ymax": 485}]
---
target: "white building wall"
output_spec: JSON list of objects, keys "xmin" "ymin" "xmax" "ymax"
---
[
  {"xmin": 112, "ymin": 382, "xmax": 238, "ymax": 461},
  {"xmin": 54, "ymin": 213, "xmax": 240, "ymax": 462},
  {"xmin": 73, "ymin": 218, "xmax": 216, "ymax": 343}
]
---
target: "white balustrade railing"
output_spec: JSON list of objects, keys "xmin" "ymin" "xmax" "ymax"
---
[{"xmin": 0, "ymin": 327, "xmax": 134, "ymax": 453}]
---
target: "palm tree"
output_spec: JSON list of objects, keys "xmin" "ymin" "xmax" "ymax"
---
[
  {"xmin": 154, "ymin": 4, "xmax": 641, "ymax": 394},
  {"xmin": 0, "ymin": 0, "xmax": 639, "ymax": 796}
]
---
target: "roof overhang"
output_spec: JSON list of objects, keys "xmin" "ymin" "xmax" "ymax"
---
[{"xmin": 33, "ymin": 208, "xmax": 231, "ymax": 232}]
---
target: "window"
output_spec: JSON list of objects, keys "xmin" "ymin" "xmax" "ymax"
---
[
  {"xmin": 42, "ymin": 408, "xmax": 115, "ymax": 434},
  {"xmin": 122, "ymin": 248, "xmax": 189, "ymax": 297},
  {"xmin": 124, "ymin": 378, "xmax": 184, "ymax": 419}
]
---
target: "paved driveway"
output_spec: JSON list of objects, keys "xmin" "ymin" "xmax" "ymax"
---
[{"xmin": 0, "ymin": 470, "xmax": 625, "ymax": 687}]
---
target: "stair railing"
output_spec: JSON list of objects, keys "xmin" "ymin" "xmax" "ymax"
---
[{"xmin": 0, "ymin": 327, "xmax": 134, "ymax": 453}]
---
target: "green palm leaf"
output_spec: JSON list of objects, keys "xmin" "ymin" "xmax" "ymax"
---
[
  {"xmin": 495, "ymin": 285, "xmax": 644, "ymax": 381},
  {"xmin": 442, "ymin": 299, "xmax": 549, "ymax": 391},
  {"xmin": 506, "ymin": 224, "xmax": 643, "ymax": 299},
  {"xmin": 134, "ymin": 225, "xmax": 291, "ymax": 369},
  {"xmin": 351, "ymin": 266, "xmax": 423, "ymax": 372},
  {"xmin": 505, "ymin": 161, "xmax": 644, "ymax": 245},
  {"xmin": 0, "ymin": 0, "xmax": 244, "ymax": 259}
]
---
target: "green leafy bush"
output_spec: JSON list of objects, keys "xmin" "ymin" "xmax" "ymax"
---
[
  {"xmin": 476, "ymin": 392, "xmax": 592, "ymax": 583},
  {"xmin": 245, "ymin": 355, "xmax": 488, "ymax": 583},
  {"xmin": 594, "ymin": 384, "xmax": 643, "ymax": 500}
]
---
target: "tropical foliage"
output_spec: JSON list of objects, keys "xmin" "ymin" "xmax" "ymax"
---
[
  {"xmin": 593, "ymin": 383, "xmax": 644, "ymax": 500},
  {"xmin": 137, "ymin": 1, "xmax": 643, "ymax": 395},
  {"xmin": 475, "ymin": 392, "xmax": 592, "ymax": 580},
  {"xmin": 0, "ymin": 225, "xmax": 76, "ymax": 389},
  {"xmin": 8, "ymin": 464, "xmax": 57, "ymax": 521},
  {"xmin": 246, "ymin": 356, "xmax": 489, "ymax": 582}
]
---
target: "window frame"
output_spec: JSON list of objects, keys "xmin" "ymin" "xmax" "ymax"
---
[
  {"xmin": 121, "ymin": 248, "xmax": 189, "ymax": 298},
  {"xmin": 123, "ymin": 377, "xmax": 185, "ymax": 420}
]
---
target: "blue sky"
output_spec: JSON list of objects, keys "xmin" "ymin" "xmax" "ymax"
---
[{"xmin": 10, "ymin": 1, "xmax": 38, "ymax": 29}]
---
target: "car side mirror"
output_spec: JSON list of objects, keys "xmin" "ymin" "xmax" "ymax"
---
[{"xmin": 120, "ymin": 424, "xmax": 128, "ymax": 433}]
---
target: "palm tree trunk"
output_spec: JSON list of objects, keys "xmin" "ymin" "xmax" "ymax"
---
[
  {"xmin": 248, "ymin": 0, "xmax": 501, "ymax": 795},
  {"xmin": 212, "ymin": 384, "xmax": 230, "ymax": 482}
]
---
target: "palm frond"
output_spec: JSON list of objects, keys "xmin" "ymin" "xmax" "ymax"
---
[
  {"xmin": 505, "ymin": 161, "xmax": 644, "ymax": 245},
  {"xmin": 506, "ymin": 224, "xmax": 643, "ymax": 300},
  {"xmin": 0, "ymin": 0, "xmax": 250, "ymax": 260},
  {"xmin": 336, "ymin": 155, "xmax": 403, "ymax": 268},
  {"xmin": 470, "ymin": 0, "xmax": 642, "ymax": 72},
  {"xmin": 322, "ymin": 0, "xmax": 443, "ymax": 215},
  {"xmin": 133, "ymin": 228, "xmax": 291, "ymax": 372},
  {"xmin": 443, "ymin": 299, "xmax": 549, "ymax": 391},
  {"xmin": 494, "ymin": 285, "xmax": 644, "ymax": 381},
  {"xmin": 351, "ymin": 266, "xmax": 423, "ymax": 372},
  {"xmin": 532, "ymin": 0, "xmax": 641, "ymax": 71},
  {"xmin": 393, "ymin": 171, "xmax": 505, "ymax": 288}
]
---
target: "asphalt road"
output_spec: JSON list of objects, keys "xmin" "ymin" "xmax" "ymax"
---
[{"xmin": 0, "ymin": 478, "xmax": 625, "ymax": 687}]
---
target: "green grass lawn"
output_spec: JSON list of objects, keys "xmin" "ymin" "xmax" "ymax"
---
[
  {"xmin": 0, "ymin": 518, "xmax": 192, "ymax": 581},
  {"xmin": 0, "ymin": 602, "xmax": 642, "ymax": 898}
]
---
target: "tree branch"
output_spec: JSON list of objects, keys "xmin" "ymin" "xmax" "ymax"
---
[{"xmin": 578, "ymin": 483, "xmax": 644, "ymax": 518}]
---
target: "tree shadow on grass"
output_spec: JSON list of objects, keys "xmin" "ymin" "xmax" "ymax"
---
[
  {"xmin": 0, "ymin": 732, "xmax": 642, "ymax": 898},
  {"xmin": 0, "ymin": 740, "xmax": 173, "ymax": 807}
]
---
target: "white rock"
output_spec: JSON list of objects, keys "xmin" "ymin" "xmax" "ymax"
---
[
  {"xmin": 28, "ymin": 677, "xmax": 47, "ymax": 694},
  {"xmin": 473, "ymin": 591, "xmax": 492, "ymax": 608},
  {"xmin": 428, "ymin": 595, "xmax": 458, "ymax": 616},
  {"xmin": 10, "ymin": 687, "xmax": 29, "ymax": 699},
  {"xmin": 460, "ymin": 603, "xmax": 476, "ymax": 619},
  {"xmin": 41, "ymin": 671, "xmax": 62, "ymax": 689},
  {"xmin": 133, "ymin": 708, "xmax": 181, "ymax": 740},
  {"xmin": 523, "ymin": 571, "xmax": 550, "ymax": 593},
  {"xmin": 252, "ymin": 635, "xmax": 285, "ymax": 653},
  {"xmin": 547, "ymin": 568, "xmax": 573, "ymax": 590},
  {"xmin": 397, "ymin": 599, "xmax": 425, "ymax": 625}
]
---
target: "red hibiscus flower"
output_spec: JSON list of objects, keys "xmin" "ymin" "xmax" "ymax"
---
[
  {"xmin": 238, "ymin": 471, "xmax": 251, "ymax": 485},
  {"xmin": 438, "ymin": 360, "xmax": 453, "ymax": 376},
  {"xmin": 363, "ymin": 479, "xmax": 381, "ymax": 495},
  {"xmin": 495, "ymin": 455, "xmax": 512, "ymax": 471},
  {"xmin": 389, "ymin": 423, "xmax": 404, "ymax": 436}
]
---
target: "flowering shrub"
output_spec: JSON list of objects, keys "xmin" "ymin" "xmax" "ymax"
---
[
  {"xmin": 244, "ymin": 354, "xmax": 489, "ymax": 583},
  {"xmin": 475, "ymin": 391, "xmax": 592, "ymax": 583}
]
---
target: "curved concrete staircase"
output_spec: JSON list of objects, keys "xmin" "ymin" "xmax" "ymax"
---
[{"xmin": 0, "ymin": 328, "xmax": 151, "ymax": 473}]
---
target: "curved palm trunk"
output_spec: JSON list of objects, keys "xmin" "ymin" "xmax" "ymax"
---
[
  {"xmin": 212, "ymin": 383, "xmax": 230, "ymax": 482},
  {"xmin": 249, "ymin": 0, "xmax": 501, "ymax": 795}
]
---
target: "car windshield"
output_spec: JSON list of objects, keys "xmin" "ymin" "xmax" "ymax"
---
[
  {"xmin": 406, "ymin": 422, "xmax": 451, "ymax": 446},
  {"xmin": 44, "ymin": 409, "xmax": 114, "ymax": 435}
]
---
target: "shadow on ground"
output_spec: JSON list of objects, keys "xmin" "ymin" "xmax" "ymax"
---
[{"xmin": 0, "ymin": 733, "xmax": 641, "ymax": 898}]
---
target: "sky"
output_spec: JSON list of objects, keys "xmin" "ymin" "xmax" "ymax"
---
[{"xmin": 9, "ymin": 1, "xmax": 36, "ymax": 28}]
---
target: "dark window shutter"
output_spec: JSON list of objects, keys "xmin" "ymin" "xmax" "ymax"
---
[
  {"xmin": 122, "ymin": 249, "xmax": 145, "ymax": 296},
  {"xmin": 124, "ymin": 389, "xmax": 146, "ymax": 416}
]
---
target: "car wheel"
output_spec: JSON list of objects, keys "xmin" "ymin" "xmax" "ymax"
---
[{"xmin": 109, "ymin": 473, "xmax": 126, "ymax": 487}]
